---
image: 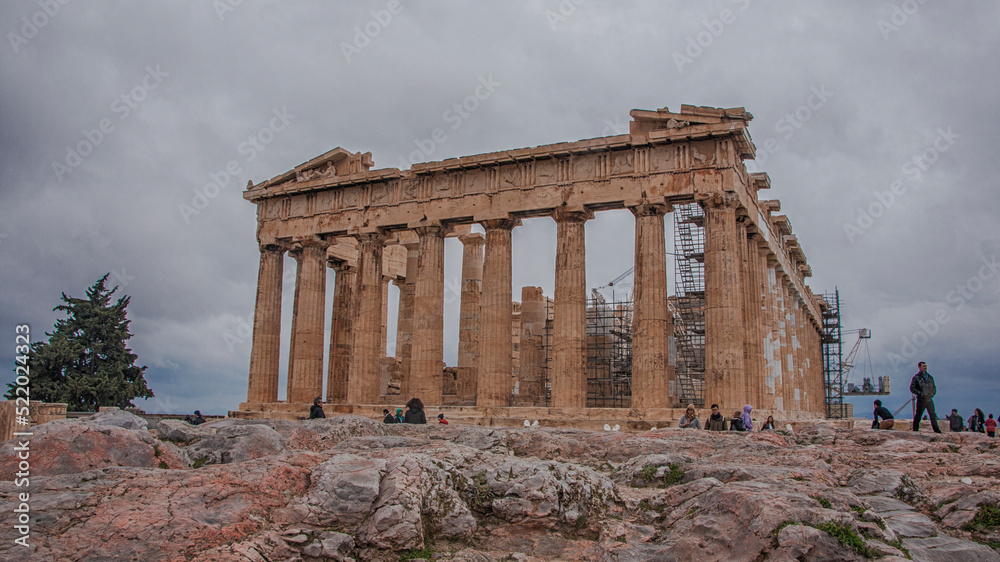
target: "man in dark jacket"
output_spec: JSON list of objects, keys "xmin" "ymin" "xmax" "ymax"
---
[
  {"xmin": 872, "ymin": 400, "xmax": 894, "ymax": 429},
  {"xmin": 945, "ymin": 409, "xmax": 965, "ymax": 432},
  {"xmin": 309, "ymin": 397, "xmax": 326, "ymax": 419},
  {"xmin": 704, "ymin": 404, "xmax": 727, "ymax": 431},
  {"xmin": 909, "ymin": 362, "xmax": 941, "ymax": 433}
]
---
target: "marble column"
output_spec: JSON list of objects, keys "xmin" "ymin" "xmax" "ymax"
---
[
  {"xmin": 409, "ymin": 225, "xmax": 446, "ymax": 405},
  {"xmin": 765, "ymin": 256, "xmax": 784, "ymax": 410},
  {"xmin": 347, "ymin": 232, "xmax": 386, "ymax": 405},
  {"xmin": 326, "ymin": 261, "xmax": 355, "ymax": 404},
  {"xmin": 736, "ymin": 219, "xmax": 752, "ymax": 408},
  {"xmin": 753, "ymin": 238, "xmax": 772, "ymax": 410},
  {"xmin": 629, "ymin": 203, "xmax": 672, "ymax": 409},
  {"xmin": 703, "ymin": 193, "xmax": 745, "ymax": 411},
  {"xmin": 519, "ymin": 286, "xmax": 547, "ymax": 405},
  {"xmin": 247, "ymin": 243, "xmax": 286, "ymax": 403},
  {"xmin": 287, "ymin": 238, "xmax": 330, "ymax": 404},
  {"xmin": 777, "ymin": 272, "xmax": 794, "ymax": 412},
  {"xmin": 286, "ymin": 248, "xmax": 303, "ymax": 395},
  {"xmin": 477, "ymin": 219, "xmax": 516, "ymax": 406},
  {"xmin": 457, "ymin": 233, "xmax": 485, "ymax": 400},
  {"xmin": 395, "ymin": 242, "xmax": 419, "ymax": 398},
  {"xmin": 551, "ymin": 209, "xmax": 591, "ymax": 409}
]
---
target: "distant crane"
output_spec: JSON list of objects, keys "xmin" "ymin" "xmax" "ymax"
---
[{"xmin": 840, "ymin": 328, "xmax": 890, "ymax": 396}]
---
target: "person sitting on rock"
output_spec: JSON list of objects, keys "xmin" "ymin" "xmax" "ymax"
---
[
  {"xmin": 382, "ymin": 409, "xmax": 396, "ymax": 424},
  {"xmin": 872, "ymin": 399, "xmax": 894, "ymax": 430},
  {"xmin": 760, "ymin": 415, "xmax": 776, "ymax": 431},
  {"xmin": 309, "ymin": 397, "xmax": 325, "ymax": 419},
  {"xmin": 191, "ymin": 410, "xmax": 205, "ymax": 425},
  {"xmin": 437, "ymin": 413, "xmax": 449, "ymax": 424},
  {"xmin": 705, "ymin": 404, "xmax": 727, "ymax": 431},
  {"xmin": 678, "ymin": 404, "xmax": 701, "ymax": 429},
  {"xmin": 403, "ymin": 397, "xmax": 426, "ymax": 424},
  {"xmin": 945, "ymin": 408, "xmax": 965, "ymax": 432},
  {"xmin": 985, "ymin": 414, "xmax": 996, "ymax": 437}
]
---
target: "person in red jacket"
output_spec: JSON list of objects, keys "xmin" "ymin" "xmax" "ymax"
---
[
  {"xmin": 986, "ymin": 413, "xmax": 997, "ymax": 437},
  {"xmin": 437, "ymin": 413, "xmax": 449, "ymax": 424}
]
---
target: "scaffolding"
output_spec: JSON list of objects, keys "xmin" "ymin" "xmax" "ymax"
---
[
  {"xmin": 586, "ymin": 291, "xmax": 633, "ymax": 407},
  {"xmin": 673, "ymin": 202, "xmax": 707, "ymax": 407},
  {"xmin": 821, "ymin": 289, "xmax": 844, "ymax": 418}
]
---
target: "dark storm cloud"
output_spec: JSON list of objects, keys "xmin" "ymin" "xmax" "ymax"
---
[{"xmin": 1, "ymin": 1, "xmax": 997, "ymax": 417}]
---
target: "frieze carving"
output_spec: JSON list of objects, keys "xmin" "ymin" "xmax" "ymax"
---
[{"xmin": 296, "ymin": 161, "xmax": 337, "ymax": 182}]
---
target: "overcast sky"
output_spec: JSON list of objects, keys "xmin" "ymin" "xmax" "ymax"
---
[{"xmin": 2, "ymin": 1, "xmax": 997, "ymax": 420}]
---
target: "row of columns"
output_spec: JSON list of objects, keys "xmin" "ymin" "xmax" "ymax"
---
[
  {"xmin": 247, "ymin": 196, "xmax": 819, "ymax": 412},
  {"xmin": 701, "ymin": 192, "xmax": 823, "ymax": 412}
]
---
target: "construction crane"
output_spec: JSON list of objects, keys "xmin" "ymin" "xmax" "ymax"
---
[{"xmin": 841, "ymin": 328, "xmax": 890, "ymax": 396}]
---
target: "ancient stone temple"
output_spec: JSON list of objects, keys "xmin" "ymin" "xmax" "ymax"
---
[{"xmin": 235, "ymin": 105, "xmax": 828, "ymax": 428}]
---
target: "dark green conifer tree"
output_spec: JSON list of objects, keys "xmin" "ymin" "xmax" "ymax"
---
[{"xmin": 5, "ymin": 274, "xmax": 154, "ymax": 411}]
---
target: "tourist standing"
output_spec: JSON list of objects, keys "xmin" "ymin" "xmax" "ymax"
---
[
  {"xmin": 985, "ymin": 414, "xmax": 997, "ymax": 437},
  {"xmin": 704, "ymin": 404, "xmax": 727, "ymax": 431},
  {"xmin": 678, "ymin": 404, "xmax": 702, "ymax": 429},
  {"xmin": 403, "ymin": 397, "xmax": 426, "ymax": 424},
  {"xmin": 909, "ymin": 362, "xmax": 942, "ymax": 433},
  {"xmin": 309, "ymin": 397, "xmax": 325, "ymax": 419},
  {"xmin": 969, "ymin": 408, "xmax": 986, "ymax": 433},
  {"xmin": 945, "ymin": 409, "xmax": 964, "ymax": 432},
  {"xmin": 872, "ymin": 400, "xmax": 894, "ymax": 430}
]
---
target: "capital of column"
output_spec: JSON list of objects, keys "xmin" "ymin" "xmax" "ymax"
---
[
  {"xmin": 458, "ymin": 232, "xmax": 486, "ymax": 246},
  {"xmin": 259, "ymin": 241, "xmax": 290, "ymax": 254},
  {"xmin": 328, "ymin": 259, "xmax": 355, "ymax": 274},
  {"xmin": 353, "ymin": 231, "xmax": 388, "ymax": 246},
  {"xmin": 628, "ymin": 202, "xmax": 671, "ymax": 217},
  {"xmin": 480, "ymin": 218, "xmax": 520, "ymax": 231},
  {"xmin": 702, "ymin": 191, "xmax": 739, "ymax": 210},
  {"xmin": 552, "ymin": 207, "xmax": 594, "ymax": 224}
]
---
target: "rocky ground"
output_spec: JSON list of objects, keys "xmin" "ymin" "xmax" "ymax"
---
[{"xmin": 0, "ymin": 410, "xmax": 998, "ymax": 561}]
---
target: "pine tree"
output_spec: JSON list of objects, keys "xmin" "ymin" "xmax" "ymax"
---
[{"xmin": 5, "ymin": 274, "xmax": 154, "ymax": 411}]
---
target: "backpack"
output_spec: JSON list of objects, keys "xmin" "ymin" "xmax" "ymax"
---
[{"xmin": 730, "ymin": 417, "xmax": 745, "ymax": 431}]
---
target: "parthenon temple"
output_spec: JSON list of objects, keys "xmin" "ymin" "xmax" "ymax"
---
[{"xmin": 234, "ymin": 105, "xmax": 830, "ymax": 428}]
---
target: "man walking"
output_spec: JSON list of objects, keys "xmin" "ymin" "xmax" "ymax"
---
[{"xmin": 909, "ymin": 361, "xmax": 941, "ymax": 433}]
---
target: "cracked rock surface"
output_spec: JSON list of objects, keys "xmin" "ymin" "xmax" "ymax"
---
[{"xmin": 1, "ymin": 412, "xmax": 999, "ymax": 561}]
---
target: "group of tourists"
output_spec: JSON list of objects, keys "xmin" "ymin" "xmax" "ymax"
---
[
  {"xmin": 678, "ymin": 403, "xmax": 773, "ymax": 432},
  {"xmin": 944, "ymin": 408, "xmax": 997, "ymax": 436},
  {"xmin": 307, "ymin": 396, "xmax": 449, "ymax": 424},
  {"xmin": 870, "ymin": 361, "xmax": 997, "ymax": 437},
  {"xmin": 380, "ymin": 397, "xmax": 449, "ymax": 425}
]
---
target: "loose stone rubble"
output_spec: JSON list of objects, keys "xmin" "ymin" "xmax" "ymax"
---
[{"xmin": 0, "ymin": 411, "xmax": 998, "ymax": 561}]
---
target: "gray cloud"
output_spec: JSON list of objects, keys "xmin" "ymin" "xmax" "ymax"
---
[{"xmin": 2, "ymin": 1, "xmax": 998, "ymax": 418}]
